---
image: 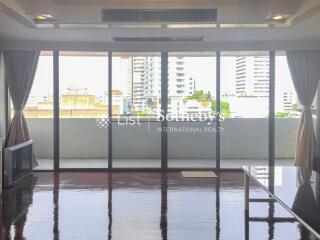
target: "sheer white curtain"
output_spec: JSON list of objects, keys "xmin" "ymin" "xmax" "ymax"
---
[{"xmin": 286, "ymin": 51, "xmax": 320, "ymax": 168}]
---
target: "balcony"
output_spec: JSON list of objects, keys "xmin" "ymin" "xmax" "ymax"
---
[{"xmin": 27, "ymin": 118, "xmax": 299, "ymax": 170}]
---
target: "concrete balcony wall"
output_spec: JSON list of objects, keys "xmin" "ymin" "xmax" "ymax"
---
[
  {"xmin": 60, "ymin": 119, "xmax": 108, "ymax": 159},
  {"xmin": 168, "ymin": 121, "xmax": 216, "ymax": 159},
  {"xmin": 221, "ymin": 119, "xmax": 268, "ymax": 159},
  {"xmin": 27, "ymin": 119, "xmax": 54, "ymax": 159},
  {"xmin": 221, "ymin": 118, "xmax": 300, "ymax": 159},
  {"xmin": 275, "ymin": 119, "xmax": 300, "ymax": 158},
  {"xmin": 26, "ymin": 118, "xmax": 300, "ymax": 160},
  {"xmin": 113, "ymin": 122, "xmax": 161, "ymax": 159}
]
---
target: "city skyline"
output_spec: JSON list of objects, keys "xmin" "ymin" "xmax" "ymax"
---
[{"xmin": 25, "ymin": 54, "xmax": 298, "ymax": 118}]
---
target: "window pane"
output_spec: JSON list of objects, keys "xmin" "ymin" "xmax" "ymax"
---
[
  {"xmin": 221, "ymin": 52, "xmax": 269, "ymax": 168},
  {"xmin": 59, "ymin": 52, "xmax": 108, "ymax": 168},
  {"xmin": 25, "ymin": 51, "xmax": 53, "ymax": 170},
  {"xmin": 168, "ymin": 53, "xmax": 216, "ymax": 168},
  {"xmin": 112, "ymin": 53, "xmax": 161, "ymax": 168},
  {"xmin": 112, "ymin": 54, "xmax": 161, "ymax": 117}
]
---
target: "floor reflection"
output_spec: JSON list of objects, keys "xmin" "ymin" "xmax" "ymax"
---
[
  {"xmin": 160, "ymin": 173, "xmax": 168, "ymax": 240},
  {"xmin": 108, "ymin": 174, "xmax": 112, "ymax": 240},
  {"xmin": 1, "ymin": 176, "xmax": 37, "ymax": 239},
  {"xmin": 0, "ymin": 172, "xmax": 314, "ymax": 240},
  {"xmin": 53, "ymin": 173, "xmax": 59, "ymax": 240}
]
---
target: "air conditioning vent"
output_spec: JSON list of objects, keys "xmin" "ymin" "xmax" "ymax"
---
[
  {"xmin": 102, "ymin": 9, "xmax": 217, "ymax": 23},
  {"xmin": 113, "ymin": 37, "xmax": 206, "ymax": 42}
]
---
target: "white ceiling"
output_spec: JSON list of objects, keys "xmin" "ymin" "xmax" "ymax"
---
[{"xmin": 0, "ymin": 0, "xmax": 320, "ymax": 51}]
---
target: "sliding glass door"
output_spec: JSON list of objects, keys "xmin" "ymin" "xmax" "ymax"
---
[
  {"xmin": 111, "ymin": 53, "xmax": 161, "ymax": 169},
  {"xmin": 14, "ymin": 50, "xmax": 286, "ymax": 170},
  {"xmin": 220, "ymin": 52, "xmax": 270, "ymax": 168},
  {"xmin": 25, "ymin": 51, "xmax": 54, "ymax": 170},
  {"xmin": 59, "ymin": 51, "xmax": 109, "ymax": 168},
  {"xmin": 167, "ymin": 52, "xmax": 217, "ymax": 168}
]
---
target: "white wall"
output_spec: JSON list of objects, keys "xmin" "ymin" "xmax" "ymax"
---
[
  {"xmin": 2, "ymin": 40, "xmax": 320, "ymax": 52},
  {"xmin": 27, "ymin": 118, "xmax": 299, "ymax": 160}
]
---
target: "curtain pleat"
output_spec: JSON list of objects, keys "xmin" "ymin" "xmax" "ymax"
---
[
  {"xmin": 3, "ymin": 51, "xmax": 40, "ymax": 168},
  {"xmin": 286, "ymin": 51, "xmax": 320, "ymax": 168}
]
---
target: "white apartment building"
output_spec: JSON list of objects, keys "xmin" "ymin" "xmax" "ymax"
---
[
  {"xmin": 27, "ymin": 95, "xmax": 51, "ymax": 108},
  {"xmin": 143, "ymin": 56, "xmax": 162, "ymax": 113},
  {"xmin": 282, "ymin": 92, "xmax": 295, "ymax": 112},
  {"xmin": 142, "ymin": 56, "xmax": 195, "ymax": 114},
  {"xmin": 120, "ymin": 56, "xmax": 133, "ymax": 111},
  {"xmin": 235, "ymin": 56, "xmax": 269, "ymax": 97},
  {"xmin": 182, "ymin": 99, "xmax": 212, "ymax": 117},
  {"xmin": 102, "ymin": 90, "xmax": 124, "ymax": 114},
  {"xmin": 132, "ymin": 57, "xmax": 146, "ymax": 112},
  {"xmin": 120, "ymin": 56, "xmax": 197, "ymax": 115}
]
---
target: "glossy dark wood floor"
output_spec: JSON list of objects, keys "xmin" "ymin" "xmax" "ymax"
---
[{"xmin": 0, "ymin": 172, "xmax": 310, "ymax": 240}]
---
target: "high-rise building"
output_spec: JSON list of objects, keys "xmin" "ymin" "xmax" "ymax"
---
[
  {"xmin": 141, "ymin": 56, "xmax": 194, "ymax": 98},
  {"xmin": 282, "ymin": 92, "xmax": 295, "ymax": 112},
  {"xmin": 121, "ymin": 56, "xmax": 196, "ymax": 115},
  {"xmin": 132, "ymin": 57, "xmax": 146, "ymax": 112},
  {"xmin": 235, "ymin": 56, "xmax": 269, "ymax": 97},
  {"xmin": 139, "ymin": 56, "xmax": 195, "ymax": 115},
  {"xmin": 120, "ymin": 57, "xmax": 133, "ymax": 99},
  {"xmin": 168, "ymin": 57, "xmax": 195, "ymax": 98}
]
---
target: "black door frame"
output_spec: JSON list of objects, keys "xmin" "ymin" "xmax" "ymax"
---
[{"xmin": 3, "ymin": 50, "xmax": 277, "ymax": 172}]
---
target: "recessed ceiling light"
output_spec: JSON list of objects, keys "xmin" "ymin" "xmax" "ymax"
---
[
  {"xmin": 265, "ymin": 14, "xmax": 290, "ymax": 23},
  {"xmin": 32, "ymin": 14, "xmax": 55, "ymax": 22},
  {"xmin": 272, "ymin": 15, "xmax": 284, "ymax": 20}
]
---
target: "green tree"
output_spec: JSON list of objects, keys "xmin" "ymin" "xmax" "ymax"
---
[
  {"xmin": 186, "ymin": 90, "xmax": 214, "ymax": 100},
  {"xmin": 132, "ymin": 108, "xmax": 152, "ymax": 117},
  {"xmin": 211, "ymin": 101, "xmax": 231, "ymax": 118},
  {"xmin": 276, "ymin": 112, "xmax": 290, "ymax": 118},
  {"xmin": 291, "ymin": 104, "xmax": 298, "ymax": 111}
]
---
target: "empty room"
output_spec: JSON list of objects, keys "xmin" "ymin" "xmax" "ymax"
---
[{"xmin": 1, "ymin": 0, "xmax": 320, "ymax": 239}]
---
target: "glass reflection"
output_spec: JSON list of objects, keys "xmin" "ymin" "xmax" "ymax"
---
[
  {"xmin": 2, "ymin": 170, "xmax": 318, "ymax": 239},
  {"xmin": 53, "ymin": 174, "xmax": 60, "ymax": 240},
  {"xmin": 215, "ymin": 174, "xmax": 221, "ymax": 240},
  {"xmin": 244, "ymin": 166, "xmax": 320, "ymax": 239},
  {"xmin": 292, "ymin": 168, "xmax": 320, "ymax": 239},
  {"xmin": 1, "ymin": 176, "xmax": 38, "ymax": 239},
  {"xmin": 160, "ymin": 173, "xmax": 168, "ymax": 240},
  {"xmin": 108, "ymin": 173, "xmax": 112, "ymax": 240}
]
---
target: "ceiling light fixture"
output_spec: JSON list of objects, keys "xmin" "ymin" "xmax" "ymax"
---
[
  {"xmin": 272, "ymin": 15, "xmax": 284, "ymax": 20},
  {"xmin": 32, "ymin": 14, "xmax": 55, "ymax": 22},
  {"xmin": 265, "ymin": 14, "xmax": 290, "ymax": 23}
]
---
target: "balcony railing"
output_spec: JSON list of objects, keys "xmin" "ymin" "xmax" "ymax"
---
[{"xmin": 26, "ymin": 118, "xmax": 299, "ymax": 161}]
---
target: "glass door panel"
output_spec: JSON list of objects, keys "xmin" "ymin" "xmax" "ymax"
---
[
  {"xmin": 167, "ymin": 52, "xmax": 217, "ymax": 168},
  {"xmin": 221, "ymin": 51, "xmax": 269, "ymax": 168},
  {"xmin": 112, "ymin": 53, "xmax": 161, "ymax": 169},
  {"xmin": 59, "ymin": 51, "xmax": 108, "ymax": 168},
  {"xmin": 25, "ymin": 51, "xmax": 54, "ymax": 170}
]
